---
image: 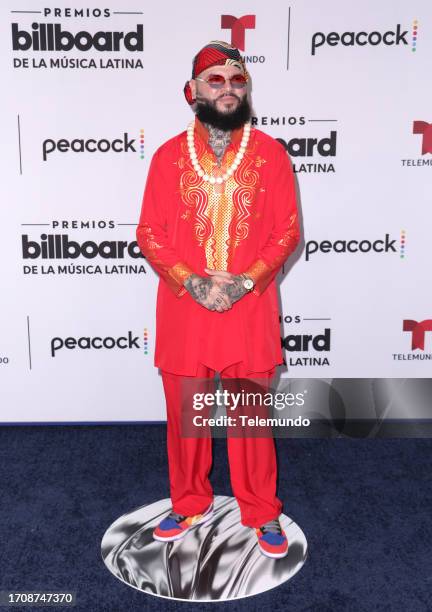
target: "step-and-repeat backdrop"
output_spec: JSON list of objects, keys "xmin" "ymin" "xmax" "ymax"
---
[{"xmin": 1, "ymin": 1, "xmax": 430, "ymax": 422}]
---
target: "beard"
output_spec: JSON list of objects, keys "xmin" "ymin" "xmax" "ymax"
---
[{"xmin": 195, "ymin": 94, "xmax": 252, "ymax": 131}]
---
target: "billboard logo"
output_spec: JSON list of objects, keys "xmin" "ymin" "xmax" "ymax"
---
[
  {"xmin": 22, "ymin": 234, "xmax": 143, "ymax": 260},
  {"xmin": 281, "ymin": 326, "xmax": 331, "ymax": 367},
  {"xmin": 12, "ymin": 23, "xmax": 143, "ymax": 52}
]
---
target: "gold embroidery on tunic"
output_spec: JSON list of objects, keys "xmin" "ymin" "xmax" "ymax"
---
[
  {"xmin": 179, "ymin": 132, "xmax": 260, "ymax": 270},
  {"xmin": 277, "ymin": 213, "xmax": 299, "ymax": 247}
]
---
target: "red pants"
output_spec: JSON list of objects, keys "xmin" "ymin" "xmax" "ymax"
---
[{"xmin": 161, "ymin": 361, "xmax": 283, "ymax": 528}]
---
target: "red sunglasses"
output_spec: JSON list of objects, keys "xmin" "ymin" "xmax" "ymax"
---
[{"xmin": 195, "ymin": 74, "xmax": 248, "ymax": 89}]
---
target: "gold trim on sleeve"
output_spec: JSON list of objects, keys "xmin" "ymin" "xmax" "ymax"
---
[
  {"xmin": 167, "ymin": 262, "xmax": 194, "ymax": 286},
  {"xmin": 244, "ymin": 258, "xmax": 272, "ymax": 283}
]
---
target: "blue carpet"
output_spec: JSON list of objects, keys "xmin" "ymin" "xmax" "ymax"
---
[{"xmin": 0, "ymin": 425, "xmax": 431, "ymax": 611}]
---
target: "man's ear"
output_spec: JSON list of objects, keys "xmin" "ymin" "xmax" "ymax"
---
[{"xmin": 189, "ymin": 79, "xmax": 196, "ymax": 99}]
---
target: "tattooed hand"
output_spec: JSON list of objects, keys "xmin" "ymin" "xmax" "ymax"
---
[
  {"xmin": 204, "ymin": 269, "xmax": 249, "ymax": 306},
  {"xmin": 184, "ymin": 274, "xmax": 234, "ymax": 312}
]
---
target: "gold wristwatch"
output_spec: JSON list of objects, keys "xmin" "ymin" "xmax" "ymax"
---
[{"xmin": 240, "ymin": 273, "xmax": 254, "ymax": 292}]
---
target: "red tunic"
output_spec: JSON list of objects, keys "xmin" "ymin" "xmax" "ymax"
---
[{"xmin": 136, "ymin": 117, "xmax": 300, "ymax": 375}]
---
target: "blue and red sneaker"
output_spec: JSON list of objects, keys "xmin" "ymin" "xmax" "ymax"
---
[
  {"xmin": 255, "ymin": 517, "xmax": 288, "ymax": 558},
  {"xmin": 153, "ymin": 502, "xmax": 214, "ymax": 542}
]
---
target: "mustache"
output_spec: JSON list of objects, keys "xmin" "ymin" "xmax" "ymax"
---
[
  {"xmin": 217, "ymin": 93, "xmax": 241, "ymax": 101},
  {"xmin": 195, "ymin": 93, "xmax": 241, "ymax": 103}
]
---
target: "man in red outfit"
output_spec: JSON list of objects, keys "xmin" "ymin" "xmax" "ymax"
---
[{"xmin": 136, "ymin": 40, "xmax": 300, "ymax": 559}]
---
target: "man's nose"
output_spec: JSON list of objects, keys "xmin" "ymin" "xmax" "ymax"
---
[
  {"xmin": 221, "ymin": 78, "xmax": 234, "ymax": 92},
  {"xmin": 220, "ymin": 82, "xmax": 235, "ymax": 95}
]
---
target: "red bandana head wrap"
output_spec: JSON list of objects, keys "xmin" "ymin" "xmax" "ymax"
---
[{"xmin": 183, "ymin": 40, "xmax": 250, "ymax": 106}]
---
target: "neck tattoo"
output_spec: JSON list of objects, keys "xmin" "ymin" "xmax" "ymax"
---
[{"xmin": 205, "ymin": 124, "xmax": 231, "ymax": 166}]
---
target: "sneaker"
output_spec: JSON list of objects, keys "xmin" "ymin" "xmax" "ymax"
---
[
  {"xmin": 153, "ymin": 502, "xmax": 214, "ymax": 542},
  {"xmin": 255, "ymin": 517, "xmax": 288, "ymax": 558}
]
